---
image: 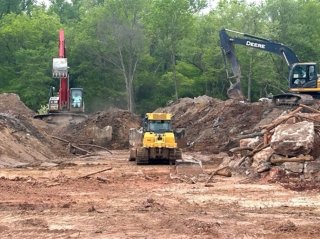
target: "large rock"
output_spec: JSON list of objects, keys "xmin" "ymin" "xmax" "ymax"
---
[
  {"xmin": 252, "ymin": 147, "xmax": 273, "ymax": 168},
  {"xmin": 240, "ymin": 136, "xmax": 260, "ymax": 148},
  {"xmin": 311, "ymin": 133, "xmax": 320, "ymax": 158},
  {"xmin": 271, "ymin": 121, "xmax": 314, "ymax": 156},
  {"xmin": 283, "ymin": 162, "xmax": 304, "ymax": 173},
  {"xmin": 304, "ymin": 161, "xmax": 320, "ymax": 174},
  {"xmin": 269, "ymin": 167, "xmax": 286, "ymax": 180},
  {"xmin": 89, "ymin": 125, "xmax": 112, "ymax": 144}
]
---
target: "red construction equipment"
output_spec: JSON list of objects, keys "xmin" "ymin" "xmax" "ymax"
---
[{"xmin": 35, "ymin": 29, "xmax": 85, "ymax": 120}]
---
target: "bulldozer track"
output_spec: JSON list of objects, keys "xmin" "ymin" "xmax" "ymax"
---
[
  {"xmin": 136, "ymin": 148, "xmax": 149, "ymax": 165},
  {"xmin": 168, "ymin": 148, "xmax": 182, "ymax": 165}
]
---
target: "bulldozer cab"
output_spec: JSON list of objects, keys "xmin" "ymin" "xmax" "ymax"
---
[
  {"xmin": 143, "ymin": 113, "xmax": 173, "ymax": 133},
  {"xmin": 146, "ymin": 120, "xmax": 171, "ymax": 133}
]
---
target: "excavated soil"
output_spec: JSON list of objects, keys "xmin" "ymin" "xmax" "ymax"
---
[
  {"xmin": 156, "ymin": 96, "xmax": 284, "ymax": 153},
  {"xmin": 1, "ymin": 93, "xmax": 320, "ymax": 238},
  {"xmin": 0, "ymin": 114, "xmax": 56, "ymax": 167},
  {"xmin": 0, "ymin": 93, "xmax": 34, "ymax": 117},
  {"xmin": 59, "ymin": 108, "xmax": 141, "ymax": 149},
  {"xmin": 0, "ymin": 94, "xmax": 56, "ymax": 167},
  {"xmin": 0, "ymin": 151, "xmax": 319, "ymax": 239}
]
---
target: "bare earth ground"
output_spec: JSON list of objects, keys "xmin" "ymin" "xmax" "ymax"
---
[{"xmin": 0, "ymin": 150, "xmax": 319, "ymax": 239}]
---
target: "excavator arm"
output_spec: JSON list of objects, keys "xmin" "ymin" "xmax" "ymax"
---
[{"xmin": 219, "ymin": 28, "xmax": 300, "ymax": 99}]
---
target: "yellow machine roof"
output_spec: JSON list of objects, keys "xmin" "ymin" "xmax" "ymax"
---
[{"xmin": 146, "ymin": 113, "xmax": 172, "ymax": 120}]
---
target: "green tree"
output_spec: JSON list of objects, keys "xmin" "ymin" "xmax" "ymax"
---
[
  {"xmin": 68, "ymin": 0, "xmax": 146, "ymax": 113},
  {"xmin": 96, "ymin": 0, "xmax": 145, "ymax": 112},
  {"xmin": 145, "ymin": 0, "xmax": 206, "ymax": 100},
  {"xmin": 0, "ymin": 10, "xmax": 61, "ymax": 110},
  {"xmin": 0, "ymin": 0, "xmax": 35, "ymax": 18},
  {"xmin": 49, "ymin": 0, "xmax": 81, "ymax": 23}
]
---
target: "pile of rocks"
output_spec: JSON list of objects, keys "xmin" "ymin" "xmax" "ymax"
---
[{"xmin": 232, "ymin": 105, "xmax": 320, "ymax": 179}]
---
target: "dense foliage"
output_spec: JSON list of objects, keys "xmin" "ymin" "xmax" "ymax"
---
[{"xmin": 0, "ymin": 0, "xmax": 319, "ymax": 113}]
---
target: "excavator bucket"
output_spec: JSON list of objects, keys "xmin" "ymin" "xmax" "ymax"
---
[
  {"xmin": 220, "ymin": 29, "xmax": 245, "ymax": 100},
  {"xmin": 52, "ymin": 58, "xmax": 68, "ymax": 78},
  {"xmin": 227, "ymin": 81, "xmax": 244, "ymax": 100}
]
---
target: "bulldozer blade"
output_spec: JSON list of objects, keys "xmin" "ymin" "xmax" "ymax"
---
[
  {"xmin": 129, "ymin": 128, "xmax": 143, "ymax": 148},
  {"xmin": 175, "ymin": 158, "xmax": 203, "ymax": 176}
]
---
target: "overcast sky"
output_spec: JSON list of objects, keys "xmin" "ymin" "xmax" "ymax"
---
[
  {"xmin": 35, "ymin": 0, "xmax": 262, "ymax": 6},
  {"xmin": 35, "ymin": 0, "xmax": 262, "ymax": 10},
  {"xmin": 35, "ymin": 0, "xmax": 50, "ymax": 5}
]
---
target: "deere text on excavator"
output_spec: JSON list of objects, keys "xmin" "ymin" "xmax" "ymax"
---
[
  {"xmin": 129, "ymin": 113, "xmax": 182, "ymax": 165},
  {"xmin": 219, "ymin": 28, "xmax": 320, "ymax": 105}
]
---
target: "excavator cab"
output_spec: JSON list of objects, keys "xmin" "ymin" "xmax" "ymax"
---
[
  {"xmin": 70, "ymin": 88, "xmax": 84, "ymax": 112},
  {"xmin": 289, "ymin": 63, "xmax": 318, "ymax": 89}
]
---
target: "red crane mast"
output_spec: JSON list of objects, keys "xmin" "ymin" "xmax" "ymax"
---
[{"xmin": 58, "ymin": 29, "xmax": 69, "ymax": 110}]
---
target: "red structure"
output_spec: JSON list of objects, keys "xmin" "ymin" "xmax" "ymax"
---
[{"xmin": 58, "ymin": 29, "xmax": 69, "ymax": 111}]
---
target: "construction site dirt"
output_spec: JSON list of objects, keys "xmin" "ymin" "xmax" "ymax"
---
[
  {"xmin": 1, "ymin": 93, "xmax": 320, "ymax": 238},
  {"xmin": 0, "ymin": 151, "xmax": 320, "ymax": 239}
]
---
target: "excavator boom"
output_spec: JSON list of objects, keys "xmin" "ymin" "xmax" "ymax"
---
[{"xmin": 219, "ymin": 28, "xmax": 320, "ymax": 105}]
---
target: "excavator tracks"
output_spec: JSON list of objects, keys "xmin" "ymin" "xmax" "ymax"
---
[{"xmin": 273, "ymin": 93, "xmax": 314, "ymax": 106}]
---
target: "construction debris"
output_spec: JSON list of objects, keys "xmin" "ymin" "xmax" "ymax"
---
[
  {"xmin": 270, "ymin": 121, "xmax": 314, "ymax": 156},
  {"xmin": 226, "ymin": 104, "xmax": 320, "ymax": 179},
  {"xmin": 1, "ymin": 92, "xmax": 320, "ymax": 186},
  {"xmin": 78, "ymin": 167, "xmax": 113, "ymax": 179}
]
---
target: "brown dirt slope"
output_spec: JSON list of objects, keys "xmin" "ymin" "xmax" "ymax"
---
[
  {"xmin": 0, "ymin": 93, "xmax": 57, "ymax": 167},
  {"xmin": 0, "ymin": 114, "xmax": 56, "ymax": 167},
  {"xmin": 0, "ymin": 93, "xmax": 34, "ymax": 117},
  {"xmin": 60, "ymin": 108, "xmax": 141, "ymax": 149},
  {"xmin": 156, "ymin": 95, "xmax": 283, "ymax": 153}
]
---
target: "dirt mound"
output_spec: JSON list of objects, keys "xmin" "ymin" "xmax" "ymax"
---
[
  {"xmin": 0, "ymin": 93, "xmax": 34, "ymax": 117},
  {"xmin": 0, "ymin": 93, "xmax": 58, "ymax": 167},
  {"xmin": 60, "ymin": 108, "xmax": 140, "ymax": 149},
  {"xmin": 0, "ymin": 114, "xmax": 56, "ymax": 167},
  {"xmin": 156, "ymin": 95, "xmax": 281, "ymax": 153}
]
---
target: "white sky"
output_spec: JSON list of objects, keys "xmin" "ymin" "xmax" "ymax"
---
[
  {"xmin": 202, "ymin": 0, "xmax": 263, "ymax": 14},
  {"xmin": 35, "ymin": 0, "xmax": 262, "ymax": 10},
  {"xmin": 36, "ymin": 0, "xmax": 51, "ymax": 5},
  {"xmin": 35, "ymin": 0, "xmax": 71, "ymax": 5},
  {"xmin": 36, "ymin": 0, "xmax": 262, "ymax": 6}
]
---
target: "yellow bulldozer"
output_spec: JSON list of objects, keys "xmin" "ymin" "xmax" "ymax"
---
[{"xmin": 129, "ymin": 113, "xmax": 182, "ymax": 165}]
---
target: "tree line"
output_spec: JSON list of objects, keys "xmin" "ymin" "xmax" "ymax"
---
[{"xmin": 0, "ymin": 0, "xmax": 319, "ymax": 113}]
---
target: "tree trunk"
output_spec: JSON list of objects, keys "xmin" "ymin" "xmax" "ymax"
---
[
  {"xmin": 247, "ymin": 54, "xmax": 253, "ymax": 102},
  {"xmin": 128, "ymin": 74, "xmax": 135, "ymax": 112},
  {"xmin": 117, "ymin": 45, "xmax": 137, "ymax": 113},
  {"xmin": 171, "ymin": 49, "xmax": 178, "ymax": 100}
]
